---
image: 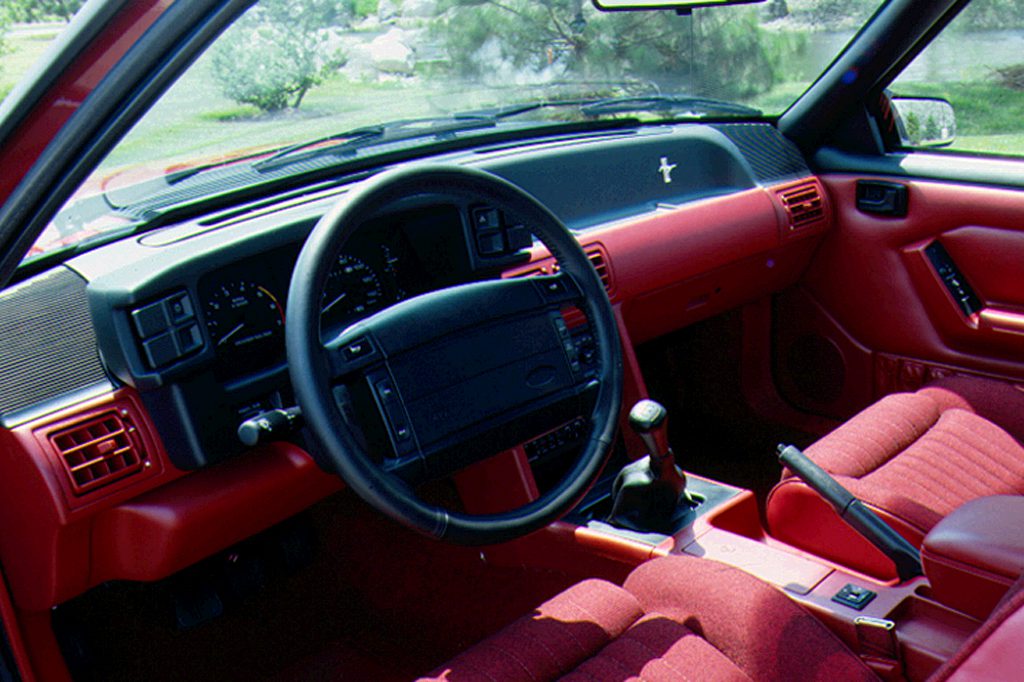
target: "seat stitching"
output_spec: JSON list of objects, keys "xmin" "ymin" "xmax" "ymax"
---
[
  {"xmin": 459, "ymin": 656, "xmax": 502, "ymax": 682},
  {"xmin": 524, "ymin": 626, "xmax": 564, "ymax": 669},
  {"xmin": 561, "ymin": 592, "xmax": 638, "ymax": 654},
  {"xmin": 618, "ymin": 630, "xmax": 696, "ymax": 682},
  {"xmin": 476, "ymin": 642, "xmax": 538, "ymax": 681}
]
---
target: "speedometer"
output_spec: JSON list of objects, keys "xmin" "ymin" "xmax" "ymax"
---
[
  {"xmin": 205, "ymin": 280, "xmax": 285, "ymax": 371},
  {"xmin": 320, "ymin": 255, "xmax": 387, "ymax": 332}
]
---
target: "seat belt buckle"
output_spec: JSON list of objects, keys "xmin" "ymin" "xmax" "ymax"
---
[{"xmin": 854, "ymin": 616, "xmax": 903, "ymax": 679}]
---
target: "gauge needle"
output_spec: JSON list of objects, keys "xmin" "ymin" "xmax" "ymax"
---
[
  {"xmin": 218, "ymin": 322, "xmax": 245, "ymax": 346},
  {"xmin": 323, "ymin": 291, "xmax": 347, "ymax": 314}
]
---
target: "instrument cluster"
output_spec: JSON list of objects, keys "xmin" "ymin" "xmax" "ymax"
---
[{"xmin": 197, "ymin": 205, "xmax": 454, "ymax": 380}]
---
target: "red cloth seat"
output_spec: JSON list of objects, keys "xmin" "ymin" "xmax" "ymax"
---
[
  {"xmin": 766, "ymin": 376, "xmax": 1024, "ymax": 578},
  {"xmin": 420, "ymin": 554, "xmax": 1024, "ymax": 681},
  {"xmin": 420, "ymin": 554, "xmax": 876, "ymax": 681}
]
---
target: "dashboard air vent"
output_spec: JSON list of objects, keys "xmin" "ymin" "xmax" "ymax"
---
[
  {"xmin": 49, "ymin": 410, "xmax": 148, "ymax": 495},
  {"xmin": 778, "ymin": 181, "xmax": 825, "ymax": 229},
  {"xmin": 586, "ymin": 249, "xmax": 613, "ymax": 294},
  {"xmin": 514, "ymin": 246, "xmax": 614, "ymax": 296}
]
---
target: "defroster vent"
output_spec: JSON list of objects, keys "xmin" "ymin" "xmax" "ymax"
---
[{"xmin": 49, "ymin": 408, "xmax": 148, "ymax": 495}]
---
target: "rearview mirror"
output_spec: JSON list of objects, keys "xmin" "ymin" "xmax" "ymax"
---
[
  {"xmin": 890, "ymin": 97, "xmax": 956, "ymax": 148},
  {"xmin": 592, "ymin": 0, "xmax": 764, "ymax": 12}
]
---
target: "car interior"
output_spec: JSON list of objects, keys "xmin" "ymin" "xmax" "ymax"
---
[{"xmin": 0, "ymin": 0, "xmax": 1023, "ymax": 680}]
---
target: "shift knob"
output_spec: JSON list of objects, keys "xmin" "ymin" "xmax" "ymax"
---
[{"xmin": 629, "ymin": 399, "xmax": 671, "ymax": 465}]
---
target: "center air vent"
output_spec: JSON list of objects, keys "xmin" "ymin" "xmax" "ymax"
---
[
  {"xmin": 49, "ymin": 409, "xmax": 148, "ymax": 495},
  {"xmin": 515, "ymin": 246, "xmax": 614, "ymax": 296},
  {"xmin": 778, "ymin": 181, "xmax": 825, "ymax": 229}
]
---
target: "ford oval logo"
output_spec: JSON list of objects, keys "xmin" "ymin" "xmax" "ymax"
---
[{"xmin": 526, "ymin": 365, "xmax": 557, "ymax": 388}]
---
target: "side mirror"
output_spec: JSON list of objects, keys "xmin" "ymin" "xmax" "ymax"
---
[{"xmin": 890, "ymin": 97, "xmax": 956, "ymax": 148}]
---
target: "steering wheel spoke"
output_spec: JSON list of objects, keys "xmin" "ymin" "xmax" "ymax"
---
[{"xmin": 287, "ymin": 166, "xmax": 622, "ymax": 545}]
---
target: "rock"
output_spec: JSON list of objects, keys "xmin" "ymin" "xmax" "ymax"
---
[
  {"xmin": 340, "ymin": 42, "xmax": 377, "ymax": 81},
  {"xmin": 401, "ymin": 0, "xmax": 438, "ymax": 19},
  {"xmin": 368, "ymin": 28, "xmax": 415, "ymax": 75},
  {"xmin": 377, "ymin": 0, "xmax": 399, "ymax": 23}
]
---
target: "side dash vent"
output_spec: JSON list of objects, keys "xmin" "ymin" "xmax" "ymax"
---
[
  {"xmin": 49, "ymin": 409, "xmax": 148, "ymax": 495},
  {"xmin": 778, "ymin": 180, "xmax": 826, "ymax": 230}
]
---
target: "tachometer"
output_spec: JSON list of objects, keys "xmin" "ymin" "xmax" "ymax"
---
[
  {"xmin": 205, "ymin": 281, "xmax": 285, "ymax": 368},
  {"xmin": 320, "ymin": 255, "xmax": 387, "ymax": 332}
]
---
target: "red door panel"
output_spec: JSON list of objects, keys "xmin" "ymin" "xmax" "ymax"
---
[{"xmin": 773, "ymin": 175, "xmax": 1024, "ymax": 419}]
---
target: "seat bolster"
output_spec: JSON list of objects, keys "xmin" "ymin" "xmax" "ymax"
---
[
  {"xmin": 419, "ymin": 578, "xmax": 642, "ymax": 682},
  {"xmin": 623, "ymin": 555, "xmax": 878, "ymax": 682},
  {"xmin": 924, "ymin": 375, "xmax": 1024, "ymax": 445},
  {"xmin": 802, "ymin": 391, "xmax": 949, "ymax": 478}
]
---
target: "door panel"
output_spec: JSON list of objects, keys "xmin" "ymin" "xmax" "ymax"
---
[{"xmin": 773, "ymin": 174, "xmax": 1024, "ymax": 419}]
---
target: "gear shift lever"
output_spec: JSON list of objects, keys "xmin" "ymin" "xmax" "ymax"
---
[
  {"xmin": 606, "ymin": 399, "xmax": 693, "ymax": 533},
  {"xmin": 628, "ymin": 400, "xmax": 685, "ymax": 489}
]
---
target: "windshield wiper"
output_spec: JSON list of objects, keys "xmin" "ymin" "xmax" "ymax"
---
[
  {"xmin": 251, "ymin": 115, "xmax": 499, "ymax": 172},
  {"xmin": 579, "ymin": 95, "xmax": 761, "ymax": 118}
]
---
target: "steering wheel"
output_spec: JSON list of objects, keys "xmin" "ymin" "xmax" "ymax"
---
[{"xmin": 286, "ymin": 165, "xmax": 622, "ymax": 545}]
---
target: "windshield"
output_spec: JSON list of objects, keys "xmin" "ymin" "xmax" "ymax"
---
[{"xmin": 17, "ymin": 0, "xmax": 885, "ymax": 262}]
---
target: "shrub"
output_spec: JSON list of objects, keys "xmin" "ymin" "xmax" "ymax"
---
[
  {"xmin": 2, "ymin": 0, "xmax": 84, "ymax": 22},
  {"xmin": 995, "ymin": 64, "xmax": 1024, "ymax": 91},
  {"xmin": 211, "ymin": 0, "xmax": 346, "ymax": 112}
]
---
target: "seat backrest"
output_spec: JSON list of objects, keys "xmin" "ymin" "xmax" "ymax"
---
[{"xmin": 932, "ymin": 574, "xmax": 1024, "ymax": 681}]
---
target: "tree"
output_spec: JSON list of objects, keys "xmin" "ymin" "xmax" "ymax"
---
[
  {"xmin": 1, "ymin": 0, "xmax": 85, "ymax": 22},
  {"xmin": 435, "ymin": 0, "xmax": 799, "ymax": 100},
  {"xmin": 211, "ymin": 0, "xmax": 346, "ymax": 112}
]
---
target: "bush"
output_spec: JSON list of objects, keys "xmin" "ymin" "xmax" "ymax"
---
[
  {"xmin": 211, "ymin": 0, "xmax": 346, "ymax": 112},
  {"xmin": 2, "ymin": 0, "xmax": 84, "ymax": 22},
  {"xmin": 995, "ymin": 64, "xmax": 1024, "ymax": 90}
]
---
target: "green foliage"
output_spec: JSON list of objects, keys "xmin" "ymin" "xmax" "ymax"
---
[
  {"xmin": 0, "ymin": 9, "xmax": 9, "ymax": 86},
  {"xmin": 956, "ymin": 0, "xmax": 1024, "ymax": 30},
  {"xmin": 995, "ymin": 64, "xmax": 1024, "ymax": 90},
  {"xmin": 894, "ymin": 81, "xmax": 1024, "ymax": 137},
  {"xmin": 435, "ymin": 1, "xmax": 804, "ymax": 100},
  {"xmin": 0, "ymin": 0, "xmax": 84, "ymax": 22},
  {"xmin": 352, "ymin": 0, "xmax": 379, "ymax": 19},
  {"xmin": 785, "ymin": 0, "xmax": 878, "ymax": 30},
  {"xmin": 211, "ymin": 0, "xmax": 346, "ymax": 112}
]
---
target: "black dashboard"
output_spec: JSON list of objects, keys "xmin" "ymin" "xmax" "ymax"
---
[
  {"xmin": 80, "ymin": 195, "xmax": 540, "ymax": 470},
  {"xmin": 0, "ymin": 122, "xmax": 812, "ymax": 474}
]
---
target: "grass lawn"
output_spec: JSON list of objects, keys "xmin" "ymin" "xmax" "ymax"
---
[
  {"xmin": 0, "ymin": 27, "xmax": 63, "ymax": 100},
  {"xmin": 890, "ymin": 81, "xmax": 1024, "ymax": 156}
]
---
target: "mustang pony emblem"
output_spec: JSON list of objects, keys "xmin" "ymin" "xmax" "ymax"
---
[{"xmin": 658, "ymin": 156, "xmax": 677, "ymax": 184}]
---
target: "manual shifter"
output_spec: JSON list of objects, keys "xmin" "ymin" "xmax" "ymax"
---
[{"xmin": 606, "ymin": 399, "xmax": 694, "ymax": 533}]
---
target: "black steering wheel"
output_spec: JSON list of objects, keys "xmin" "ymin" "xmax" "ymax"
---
[{"xmin": 286, "ymin": 165, "xmax": 622, "ymax": 545}]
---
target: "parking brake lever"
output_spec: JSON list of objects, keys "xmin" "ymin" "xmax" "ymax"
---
[{"xmin": 777, "ymin": 444, "xmax": 923, "ymax": 582}]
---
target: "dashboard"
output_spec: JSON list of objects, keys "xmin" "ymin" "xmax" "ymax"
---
[{"xmin": 0, "ymin": 121, "xmax": 834, "ymax": 611}]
